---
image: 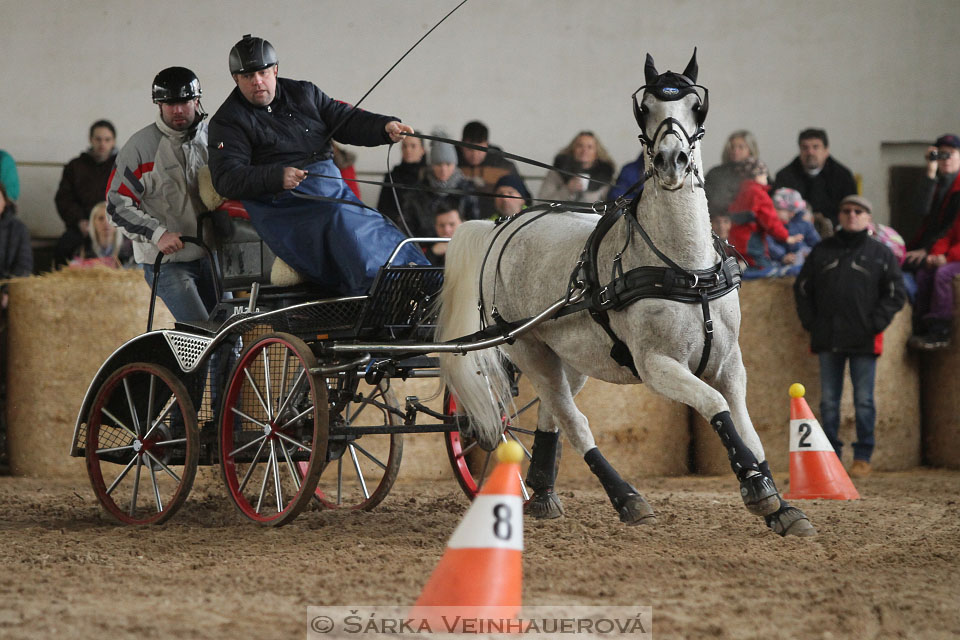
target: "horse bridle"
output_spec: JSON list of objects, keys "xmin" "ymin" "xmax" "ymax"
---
[{"xmin": 631, "ymin": 73, "xmax": 709, "ymax": 189}]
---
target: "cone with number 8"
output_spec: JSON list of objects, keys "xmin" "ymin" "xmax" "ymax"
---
[
  {"xmin": 783, "ymin": 383, "xmax": 860, "ymax": 500},
  {"xmin": 410, "ymin": 441, "xmax": 524, "ymax": 627}
]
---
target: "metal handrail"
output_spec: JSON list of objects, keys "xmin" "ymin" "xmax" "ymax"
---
[{"xmin": 147, "ymin": 236, "xmax": 222, "ymax": 332}]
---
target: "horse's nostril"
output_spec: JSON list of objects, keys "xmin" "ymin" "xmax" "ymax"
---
[
  {"xmin": 653, "ymin": 153, "xmax": 666, "ymax": 170},
  {"xmin": 676, "ymin": 151, "xmax": 688, "ymax": 168}
]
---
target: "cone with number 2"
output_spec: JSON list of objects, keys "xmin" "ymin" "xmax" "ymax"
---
[
  {"xmin": 783, "ymin": 383, "xmax": 860, "ymax": 500},
  {"xmin": 410, "ymin": 441, "xmax": 524, "ymax": 628}
]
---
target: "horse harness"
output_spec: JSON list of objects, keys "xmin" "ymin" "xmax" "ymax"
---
[{"xmin": 481, "ymin": 180, "xmax": 742, "ymax": 380}]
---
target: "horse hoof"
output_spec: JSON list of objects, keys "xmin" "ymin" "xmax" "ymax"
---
[
  {"xmin": 740, "ymin": 474, "xmax": 781, "ymax": 516},
  {"xmin": 618, "ymin": 494, "xmax": 657, "ymax": 526},
  {"xmin": 765, "ymin": 506, "xmax": 817, "ymax": 537},
  {"xmin": 524, "ymin": 490, "xmax": 564, "ymax": 519}
]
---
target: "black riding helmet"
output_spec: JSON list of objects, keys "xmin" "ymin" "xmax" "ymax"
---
[
  {"xmin": 229, "ymin": 34, "xmax": 278, "ymax": 75},
  {"xmin": 152, "ymin": 67, "xmax": 202, "ymax": 104}
]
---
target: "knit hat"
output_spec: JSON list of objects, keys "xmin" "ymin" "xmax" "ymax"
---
[
  {"xmin": 735, "ymin": 157, "xmax": 767, "ymax": 179},
  {"xmin": 772, "ymin": 187, "xmax": 807, "ymax": 216},
  {"xmin": 839, "ymin": 194, "xmax": 873, "ymax": 214},
  {"xmin": 494, "ymin": 173, "xmax": 532, "ymax": 206},
  {"xmin": 428, "ymin": 129, "xmax": 458, "ymax": 165},
  {"xmin": 934, "ymin": 134, "xmax": 960, "ymax": 149}
]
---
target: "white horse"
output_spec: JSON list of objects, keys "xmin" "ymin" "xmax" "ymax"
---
[{"xmin": 437, "ymin": 51, "xmax": 815, "ymax": 537}]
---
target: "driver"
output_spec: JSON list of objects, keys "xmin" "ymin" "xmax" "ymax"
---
[{"xmin": 208, "ymin": 34, "xmax": 428, "ymax": 296}]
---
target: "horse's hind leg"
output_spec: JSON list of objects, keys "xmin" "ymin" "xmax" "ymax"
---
[
  {"xmin": 713, "ymin": 359, "xmax": 816, "ymax": 537},
  {"xmin": 638, "ymin": 353, "xmax": 780, "ymax": 518},
  {"xmin": 508, "ymin": 344, "xmax": 655, "ymax": 525},
  {"xmin": 524, "ymin": 364, "xmax": 588, "ymax": 519}
]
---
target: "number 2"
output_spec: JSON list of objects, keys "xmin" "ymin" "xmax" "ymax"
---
[{"xmin": 798, "ymin": 422, "xmax": 812, "ymax": 448}]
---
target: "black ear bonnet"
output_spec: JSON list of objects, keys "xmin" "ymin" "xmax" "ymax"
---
[{"xmin": 632, "ymin": 49, "xmax": 709, "ymax": 142}]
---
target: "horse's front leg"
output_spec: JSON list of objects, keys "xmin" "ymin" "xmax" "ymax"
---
[
  {"xmin": 712, "ymin": 354, "xmax": 816, "ymax": 537},
  {"xmin": 638, "ymin": 352, "xmax": 782, "ymax": 520},
  {"xmin": 507, "ymin": 343, "xmax": 655, "ymax": 525}
]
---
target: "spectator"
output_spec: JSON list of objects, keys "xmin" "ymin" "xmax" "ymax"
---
[
  {"xmin": 727, "ymin": 159, "xmax": 804, "ymax": 278},
  {"xmin": 402, "ymin": 132, "xmax": 480, "ymax": 237},
  {"xmin": 0, "ymin": 150, "xmax": 19, "ymax": 201},
  {"xmin": 903, "ymin": 134, "xmax": 960, "ymax": 270},
  {"xmin": 54, "ymin": 120, "xmax": 118, "ymax": 265},
  {"xmin": 76, "ymin": 202, "xmax": 132, "ymax": 267},
  {"xmin": 376, "ymin": 135, "xmax": 426, "ymax": 225},
  {"xmin": 424, "ymin": 200, "xmax": 462, "ymax": 266},
  {"xmin": 458, "ymin": 120, "xmax": 519, "ymax": 217},
  {"xmin": 773, "ymin": 128, "xmax": 857, "ymax": 233},
  {"xmin": 794, "ymin": 194, "xmax": 906, "ymax": 478},
  {"xmin": 908, "ymin": 171, "xmax": 960, "ymax": 350},
  {"xmin": 0, "ymin": 181, "xmax": 32, "ymax": 280},
  {"xmin": 107, "ymin": 67, "xmax": 216, "ymax": 322},
  {"xmin": 207, "ymin": 35, "xmax": 426, "ymax": 295},
  {"xmin": 765, "ymin": 187, "xmax": 820, "ymax": 275},
  {"xmin": 705, "ymin": 130, "xmax": 760, "ymax": 217},
  {"xmin": 493, "ymin": 173, "xmax": 531, "ymax": 218},
  {"xmin": 608, "ymin": 151, "xmax": 645, "ymax": 202},
  {"xmin": 538, "ymin": 131, "xmax": 615, "ymax": 203}
]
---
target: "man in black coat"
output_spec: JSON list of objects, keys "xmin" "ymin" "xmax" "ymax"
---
[
  {"xmin": 207, "ymin": 35, "xmax": 425, "ymax": 294},
  {"xmin": 54, "ymin": 120, "xmax": 117, "ymax": 264},
  {"xmin": 793, "ymin": 195, "xmax": 905, "ymax": 478},
  {"xmin": 773, "ymin": 128, "xmax": 857, "ymax": 233}
]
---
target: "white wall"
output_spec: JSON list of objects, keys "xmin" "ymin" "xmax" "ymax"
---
[{"xmin": 2, "ymin": 0, "xmax": 958, "ymax": 236}]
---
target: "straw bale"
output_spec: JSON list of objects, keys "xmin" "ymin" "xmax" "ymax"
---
[
  {"xmin": 396, "ymin": 371, "xmax": 690, "ymax": 484},
  {"xmin": 921, "ymin": 278, "xmax": 960, "ymax": 469},
  {"xmin": 693, "ymin": 278, "xmax": 920, "ymax": 476},
  {"xmin": 5, "ymin": 268, "xmax": 175, "ymax": 478}
]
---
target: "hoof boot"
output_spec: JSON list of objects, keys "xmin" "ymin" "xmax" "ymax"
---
[
  {"xmin": 765, "ymin": 506, "xmax": 817, "ymax": 537},
  {"xmin": 740, "ymin": 473, "xmax": 780, "ymax": 516},
  {"xmin": 617, "ymin": 494, "xmax": 657, "ymax": 526},
  {"xmin": 524, "ymin": 490, "xmax": 564, "ymax": 520}
]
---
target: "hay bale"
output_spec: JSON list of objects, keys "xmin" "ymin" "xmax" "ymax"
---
[
  {"xmin": 384, "ymin": 377, "xmax": 451, "ymax": 484},
  {"xmin": 543, "ymin": 378, "xmax": 690, "ymax": 481},
  {"xmin": 6, "ymin": 268, "xmax": 175, "ymax": 478},
  {"xmin": 921, "ymin": 277, "xmax": 960, "ymax": 469},
  {"xmin": 395, "ymin": 372, "xmax": 690, "ymax": 484},
  {"xmin": 693, "ymin": 278, "xmax": 920, "ymax": 476}
]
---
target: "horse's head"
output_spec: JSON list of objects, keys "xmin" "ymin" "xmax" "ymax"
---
[{"xmin": 632, "ymin": 49, "xmax": 709, "ymax": 190}]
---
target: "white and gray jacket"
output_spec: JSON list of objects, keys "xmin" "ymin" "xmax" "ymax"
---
[{"xmin": 106, "ymin": 114, "xmax": 209, "ymax": 264}]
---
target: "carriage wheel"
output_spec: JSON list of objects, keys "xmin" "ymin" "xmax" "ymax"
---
[
  {"xmin": 307, "ymin": 380, "xmax": 403, "ymax": 510},
  {"xmin": 219, "ymin": 333, "xmax": 328, "ymax": 526},
  {"xmin": 85, "ymin": 363, "xmax": 199, "ymax": 525},
  {"xmin": 443, "ymin": 389, "xmax": 539, "ymax": 501}
]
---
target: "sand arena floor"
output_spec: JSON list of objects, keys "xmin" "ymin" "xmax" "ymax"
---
[{"xmin": 0, "ymin": 467, "xmax": 958, "ymax": 639}]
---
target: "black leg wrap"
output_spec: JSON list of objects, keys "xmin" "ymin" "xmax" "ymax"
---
[
  {"xmin": 525, "ymin": 430, "xmax": 560, "ymax": 492},
  {"xmin": 584, "ymin": 447, "xmax": 655, "ymax": 525},
  {"xmin": 524, "ymin": 431, "xmax": 565, "ymax": 520},
  {"xmin": 710, "ymin": 411, "xmax": 760, "ymax": 480}
]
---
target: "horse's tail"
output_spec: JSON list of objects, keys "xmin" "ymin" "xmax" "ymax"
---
[{"xmin": 437, "ymin": 220, "xmax": 512, "ymax": 450}]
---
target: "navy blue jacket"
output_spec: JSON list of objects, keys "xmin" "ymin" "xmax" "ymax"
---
[
  {"xmin": 208, "ymin": 78, "xmax": 398, "ymax": 199},
  {"xmin": 794, "ymin": 229, "xmax": 905, "ymax": 355}
]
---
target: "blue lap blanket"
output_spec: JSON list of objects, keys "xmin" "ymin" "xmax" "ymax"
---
[{"xmin": 242, "ymin": 159, "xmax": 428, "ymax": 295}]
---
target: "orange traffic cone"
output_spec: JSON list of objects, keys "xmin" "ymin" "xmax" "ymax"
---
[
  {"xmin": 409, "ymin": 441, "xmax": 524, "ymax": 631},
  {"xmin": 783, "ymin": 383, "xmax": 860, "ymax": 500}
]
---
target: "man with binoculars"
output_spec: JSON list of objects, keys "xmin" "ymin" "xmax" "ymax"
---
[{"xmin": 905, "ymin": 134, "xmax": 960, "ymax": 350}]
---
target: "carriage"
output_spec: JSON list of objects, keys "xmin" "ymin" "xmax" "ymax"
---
[
  {"xmin": 67, "ymin": 212, "xmax": 541, "ymax": 527},
  {"xmin": 69, "ymin": 50, "xmax": 815, "ymax": 536}
]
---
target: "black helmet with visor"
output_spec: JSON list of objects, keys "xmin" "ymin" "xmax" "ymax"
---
[
  {"xmin": 229, "ymin": 34, "xmax": 278, "ymax": 75},
  {"xmin": 152, "ymin": 66, "xmax": 202, "ymax": 104}
]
